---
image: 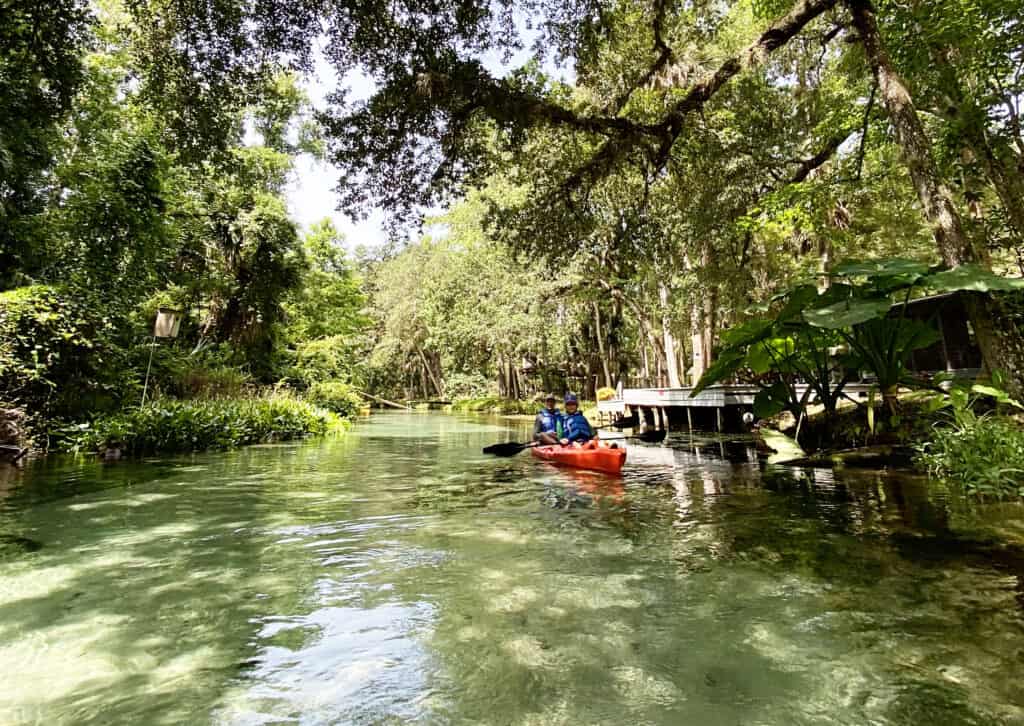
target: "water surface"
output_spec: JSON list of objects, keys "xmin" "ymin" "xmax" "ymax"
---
[{"xmin": 1, "ymin": 412, "xmax": 1023, "ymax": 724}]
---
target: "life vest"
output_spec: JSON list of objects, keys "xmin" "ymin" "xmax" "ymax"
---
[
  {"xmin": 537, "ymin": 408, "xmax": 561, "ymax": 434},
  {"xmin": 562, "ymin": 411, "xmax": 593, "ymax": 442}
]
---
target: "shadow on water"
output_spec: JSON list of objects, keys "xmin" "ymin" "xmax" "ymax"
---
[{"xmin": 0, "ymin": 413, "xmax": 1022, "ymax": 724}]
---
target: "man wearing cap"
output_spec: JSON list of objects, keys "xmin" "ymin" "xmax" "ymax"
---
[
  {"xmin": 559, "ymin": 393, "xmax": 595, "ymax": 446},
  {"xmin": 533, "ymin": 394, "xmax": 563, "ymax": 445}
]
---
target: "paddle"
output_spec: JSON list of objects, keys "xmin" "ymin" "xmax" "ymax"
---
[
  {"xmin": 605, "ymin": 414, "xmax": 639, "ymax": 429},
  {"xmin": 596, "ymin": 424, "xmax": 667, "ymax": 443},
  {"xmin": 482, "ymin": 441, "xmax": 540, "ymax": 456},
  {"xmin": 484, "ymin": 429, "xmax": 666, "ymax": 456}
]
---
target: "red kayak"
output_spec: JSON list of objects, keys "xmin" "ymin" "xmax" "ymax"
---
[{"xmin": 531, "ymin": 443, "xmax": 626, "ymax": 474}]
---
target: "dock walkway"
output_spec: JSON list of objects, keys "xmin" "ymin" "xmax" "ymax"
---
[{"xmin": 597, "ymin": 383, "xmax": 875, "ymax": 432}]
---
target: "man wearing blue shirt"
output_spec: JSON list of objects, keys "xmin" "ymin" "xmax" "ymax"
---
[{"xmin": 533, "ymin": 394, "xmax": 562, "ymax": 445}]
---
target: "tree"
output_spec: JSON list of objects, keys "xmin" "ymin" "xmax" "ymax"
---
[{"xmin": 0, "ymin": 0, "xmax": 94, "ymax": 285}]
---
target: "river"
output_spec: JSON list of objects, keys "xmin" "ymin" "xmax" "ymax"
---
[{"xmin": 1, "ymin": 412, "xmax": 1023, "ymax": 724}]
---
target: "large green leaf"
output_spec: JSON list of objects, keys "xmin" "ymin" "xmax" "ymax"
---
[
  {"xmin": 971, "ymin": 384, "xmax": 1024, "ymax": 409},
  {"xmin": 691, "ymin": 347, "xmax": 745, "ymax": 397},
  {"xmin": 747, "ymin": 337, "xmax": 796, "ymax": 375},
  {"xmin": 753, "ymin": 381, "xmax": 790, "ymax": 418},
  {"xmin": 761, "ymin": 429, "xmax": 807, "ymax": 464},
  {"xmin": 803, "ymin": 298, "xmax": 892, "ymax": 329},
  {"xmin": 777, "ymin": 285, "xmax": 820, "ymax": 321},
  {"xmin": 928, "ymin": 265, "xmax": 1024, "ymax": 293},
  {"xmin": 721, "ymin": 318, "xmax": 773, "ymax": 347}
]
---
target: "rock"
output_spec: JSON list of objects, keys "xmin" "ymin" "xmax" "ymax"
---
[{"xmin": 0, "ymin": 408, "xmax": 25, "ymax": 446}]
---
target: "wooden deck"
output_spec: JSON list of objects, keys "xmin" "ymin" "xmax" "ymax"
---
[{"xmin": 597, "ymin": 383, "xmax": 877, "ymax": 431}]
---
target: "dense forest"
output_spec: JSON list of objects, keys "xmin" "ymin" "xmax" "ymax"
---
[{"xmin": 3, "ymin": 0, "xmax": 1024, "ymax": 488}]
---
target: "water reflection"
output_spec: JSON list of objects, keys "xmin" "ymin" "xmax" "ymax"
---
[{"xmin": 0, "ymin": 412, "xmax": 1022, "ymax": 724}]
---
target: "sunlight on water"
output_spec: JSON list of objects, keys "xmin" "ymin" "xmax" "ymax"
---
[{"xmin": 1, "ymin": 412, "xmax": 1023, "ymax": 724}]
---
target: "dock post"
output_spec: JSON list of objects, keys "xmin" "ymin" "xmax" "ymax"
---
[
  {"xmin": 656, "ymin": 407, "xmax": 665, "ymax": 431},
  {"xmin": 686, "ymin": 407, "xmax": 693, "ymax": 433},
  {"xmin": 715, "ymin": 408, "xmax": 723, "ymax": 433}
]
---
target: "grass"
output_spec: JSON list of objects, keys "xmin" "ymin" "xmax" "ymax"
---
[{"xmin": 917, "ymin": 415, "xmax": 1024, "ymax": 498}]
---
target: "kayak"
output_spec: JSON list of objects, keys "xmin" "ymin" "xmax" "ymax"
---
[{"xmin": 531, "ymin": 443, "xmax": 627, "ymax": 474}]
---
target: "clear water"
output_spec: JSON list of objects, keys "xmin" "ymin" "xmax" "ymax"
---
[{"xmin": 1, "ymin": 412, "xmax": 1023, "ymax": 725}]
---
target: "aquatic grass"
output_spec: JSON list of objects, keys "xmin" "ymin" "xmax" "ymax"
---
[
  {"xmin": 917, "ymin": 416, "xmax": 1024, "ymax": 498},
  {"xmin": 62, "ymin": 395, "xmax": 347, "ymax": 455}
]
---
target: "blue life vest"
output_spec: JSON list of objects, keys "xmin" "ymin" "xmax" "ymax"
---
[
  {"xmin": 562, "ymin": 411, "xmax": 593, "ymax": 442},
  {"xmin": 537, "ymin": 408, "xmax": 561, "ymax": 433}
]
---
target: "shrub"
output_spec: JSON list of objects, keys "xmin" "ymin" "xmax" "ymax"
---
[
  {"xmin": 918, "ymin": 416, "xmax": 1024, "ymax": 498},
  {"xmin": 444, "ymin": 372, "xmax": 492, "ymax": 399},
  {"xmin": 306, "ymin": 380, "xmax": 363, "ymax": 418},
  {"xmin": 916, "ymin": 378, "xmax": 1024, "ymax": 498},
  {"xmin": 176, "ymin": 362, "xmax": 252, "ymax": 399},
  {"xmin": 61, "ymin": 395, "xmax": 345, "ymax": 455},
  {"xmin": 291, "ymin": 335, "xmax": 352, "ymax": 386},
  {"xmin": 596, "ymin": 387, "xmax": 617, "ymax": 401},
  {"xmin": 0, "ymin": 285, "xmax": 127, "ymax": 423}
]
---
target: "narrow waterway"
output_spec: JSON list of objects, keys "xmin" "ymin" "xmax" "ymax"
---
[{"xmin": 1, "ymin": 412, "xmax": 1023, "ymax": 725}]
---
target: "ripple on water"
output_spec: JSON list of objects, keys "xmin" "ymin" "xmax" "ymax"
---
[{"xmin": 0, "ymin": 414, "xmax": 1023, "ymax": 725}]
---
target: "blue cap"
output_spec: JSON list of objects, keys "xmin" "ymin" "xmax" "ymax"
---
[{"xmin": 564, "ymin": 393, "xmax": 578, "ymax": 404}]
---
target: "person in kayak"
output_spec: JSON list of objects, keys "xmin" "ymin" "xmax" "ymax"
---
[
  {"xmin": 533, "ymin": 394, "xmax": 563, "ymax": 445},
  {"xmin": 559, "ymin": 393, "xmax": 596, "ymax": 447}
]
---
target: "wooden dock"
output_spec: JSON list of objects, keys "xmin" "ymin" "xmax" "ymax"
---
[{"xmin": 597, "ymin": 384, "xmax": 875, "ymax": 432}]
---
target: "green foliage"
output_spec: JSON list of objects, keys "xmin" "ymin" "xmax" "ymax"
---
[
  {"xmin": 918, "ymin": 418, "xmax": 1024, "ymax": 498},
  {"xmin": 305, "ymin": 381, "xmax": 363, "ymax": 418},
  {"xmin": 917, "ymin": 375, "xmax": 1024, "ymax": 497},
  {"xmin": 694, "ymin": 284, "xmax": 853, "ymax": 438},
  {"xmin": 62, "ymin": 395, "xmax": 344, "ymax": 455},
  {"xmin": 290, "ymin": 336, "xmax": 358, "ymax": 386},
  {"xmin": 174, "ymin": 362, "xmax": 252, "ymax": 399},
  {"xmin": 447, "ymin": 397, "xmax": 541, "ymax": 415},
  {"xmin": 0, "ymin": 285, "xmax": 126, "ymax": 422},
  {"xmin": 444, "ymin": 372, "xmax": 493, "ymax": 399},
  {"xmin": 0, "ymin": 0, "xmax": 94, "ymax": 285}
]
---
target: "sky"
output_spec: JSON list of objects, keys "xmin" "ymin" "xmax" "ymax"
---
[
  {"xmin": 284, "ymin": 27, "xmax": 571, "ymax": 250},
  {"xmin": 284, "ymin": 50, "xmax": 387, "ymax": 249}
]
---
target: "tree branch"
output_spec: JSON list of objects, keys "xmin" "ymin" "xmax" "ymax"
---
[
  {"xmin": 606, "ymin": 0, "xmax": 674, "ymax": 113},
  {"xmin": 854, "ymin": 82, "xmax": 877, "ymax": 181}
]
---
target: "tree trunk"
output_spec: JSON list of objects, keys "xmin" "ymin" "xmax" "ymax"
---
[
  {"xmin": 658, "ymin": 283, "xmax": 682, "ymax": 388},
  {"xmin": 847, "ymin": 0, "xmax": 1024, "ymax": 392},
  {"xmin": 689, "ymin": 300, "xmax": 705, "ymax": 386},
  {"xmin": 929, "ymin": 53, "xmax": 1024, "ymax": 245},
  {"xmin": 417, "ymin": 347, "xmax": 444, "ymax": 398},
  {"xmin": 846, "ymin": 0, "xmax": 984, "ymax": 267},
  {"xmin": 496, "ymin": 355, "xmax": 508, "ymax": 398},
  {"xmin": 593, "ymin": 302, "xmax": 613, "ymax": 389},
  {"xmin": 702, "ymin": 284, "xmax": 718, "ymax": 373}
]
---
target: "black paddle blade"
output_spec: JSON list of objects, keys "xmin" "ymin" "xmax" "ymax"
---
[
  {"xmin": 608, "ymin": 415, "xmax": 639, "ymax": 429},
  {"xmin": 483, "ymin": 441, "xmax": 530, "ymax": 456},
  {"xmin": 635, "ymin": 429, "xmax": 667, "ymax": 443}
]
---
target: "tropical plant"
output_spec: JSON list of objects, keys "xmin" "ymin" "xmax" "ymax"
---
[
  {"xmin": 693, "ymin": 285, "xmax": 854, "ymax": 443},
  {"xmin": 305, "ymin": 381, "xmax": 364, "ymax": 419},
  {"xmin": 917, "ymin": 376, "xmax": 1024, "ymax": 497},
  {"xmin": 62, "ymin": 395, "xmax": 344, "ymax": 455},
  {"xmin": 804, "ymin": 258, "xmax": 1024, "ymax": 412}
]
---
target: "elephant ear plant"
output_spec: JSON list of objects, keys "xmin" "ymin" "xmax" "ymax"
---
[
  {"xmin": 692, "ymin": 284, "xmax": 855, "ymax": 448},
  {"xmin": 696, "ymin": 257, "xmax": 1024, "ymax": 450},
  {"xmin": 805, "ymin": 259, "xmax": 1024, "ymax": 419}
]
